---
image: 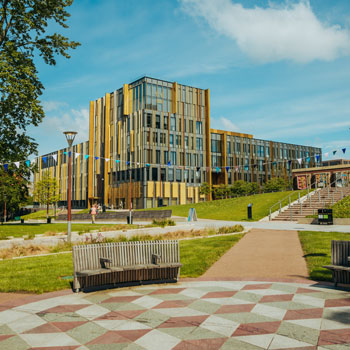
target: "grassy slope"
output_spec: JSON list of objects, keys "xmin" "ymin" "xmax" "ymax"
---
[
  {"xmin": 0, "ymin": 223, "xmax": 137, "ymax": 240},
  {"xmin": 21, "ymin": 210, "xmax": 57, "ymax": 220},
  {"xmin": 152, "ymin": 190, "xmax": 306, "ymax": 221},
  {"xmin": 298, "ymin": 231, "xmax": 350, "ymax": 281},
  {"xmin": 331, "ymin": 196, "xmax": 350, "ymax": 218},
  {"xmin": 0, "ymin": 234, "xmax": 243, "ymax": 293}
]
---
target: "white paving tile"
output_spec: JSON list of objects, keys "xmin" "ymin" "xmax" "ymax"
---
[
  {"xmin": 135, "ymin": 329, "xmax": 181, "ymax": 350},
  {"xmin": 132, "ymin": 295, "xmax": 163, "ymax": 309},
  {"xmin": 179, "ymin": 288, "xmax": 208, "ymax": 299},
  {"xmin": 202, "ymin": 297, "xmax": 249, "ymax": 305},
  {"xmin": 108, "ymin": 290, "xmax": 143, "ymax": 297},
  {"xmin": 285, "ymin": 318, "xmax": 322, "ymax": 330},
  {"xmin": 247, "ymin": 289, "xmax": 290, "ymax": 296},
  {"xmin": 7, "ymin": 313, "xmax": 46, "ymax": 333},
  {"xmin": 0, "ymin": 309, "xmax": 31, "ymax": 324},
  {"xmin": 75, "ymin": 304, "xmax": 110, "ymax": 320},
  {"xmin": 292, "ymin": 294, "xmax": 325, "ymax": 308},
  {"xmin": 251, "ymin": 303, "xmax": 287, "ymax": 320},
  {"xmin": 93, "ymin": 319, "xmax": 150, "ymax": 331},
  {"xmin": 154, "ymin": 307, "xmax": 207, "ymax": 317},
  {"xmin": 235, "ymin": 334, "xmax": 274, "ymax": 349},
  {"xmin": 199, "ymin": 315, "xmax": 239, "ymax": 337},
  {"xmin": 321, "ymin": 318, "xmax": 350, "ymax": 330},
  {"xmin": 269, "ymin": 334, "xmax": 314, "ymax": 349},
  {"xmin": 20, "ymin": 333, "xmax": 80, "ymax": 347}
]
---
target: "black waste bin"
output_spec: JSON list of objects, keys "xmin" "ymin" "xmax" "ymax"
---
[
  {"xmin": 318, "ymin": 209, "xmax": 333, "ymax": 225},
  {"xmin": 21, "ymin": 219, "xmax": 24, "ymax": 224},
  {"xmin": 247, "ymin": 203, "xmax": 253, "ymax": 219},
  {"xmin": 47, "ymin": 217, "xmax": 51, "ymax": 224},
  {"xmin": 102, "ymin": 205, "xmax": 106, "ymax": 213},
  {"xmin": 126, "ymin": 214, "xmax": 133, "ymax": 225}
]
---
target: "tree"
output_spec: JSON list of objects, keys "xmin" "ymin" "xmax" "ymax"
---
[
  {"xmin": 263, "ymin": 177, "xmax": 290, "ymax": 192},
  {"xmin": 0, "ymin": 169, "xmax": 29, "ymax": 221},
  {"xmin": 34, "ymin": 172, "xmax": 60, "ymax": 219},
  {"xmin": 0, "ymin": 0, "xmax": 80, "ymax": 164},
  {"xmin": 199, "ymin": 182, "xmax": 211, "ymax": 198}
]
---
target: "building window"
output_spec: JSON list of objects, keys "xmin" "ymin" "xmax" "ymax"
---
[
  {"xmin": 168, "ymin": 168, "xmax": 174, "ymax": 181},
  {"xmin": 189, "ymin": 120, "xmax": 193, "ymax": 133},
  {"xmin": 170, "ymin": 116, "xmax": 176, "ymax": 131},
  {"xmin": 176, "ymin": 169, "xmax": 182, "ymax": 182},
  {"xmin": 156, "ymin": 150, "xmax": 161, "ymax": 164},
  {"xmin": 197, "ymin": 137, "xmax": 203, "ymax": 151},
  {"xmin": 155, "ymin": 115, "xmax": 160, "ymax": 129},
  {"xmin": 164, "ymin": 116, "xmax": 168, "ymax": 129},
  {"xmin": 171, "ymin": 151, "xmax": 176, "ymax": 165},
  {"xmin": 153, "ymin": 132, "xmax": 158, "ymax": 143},
  {"xmin": 227, "ymin": 141, "xmax": 231, "ymax": 154},
  {"xmin": 196, "ymin": 121, "xmax": 202, "ymax": 134},
  {"xmin": 176, "ymin": 135, "xmax": 181, "ymax": 146},
  {"xmin": 169, "ymin": 134, "xmax": 174, "ymax": 146},
  {"xmin": 185, "ymin": 136, "xmax": 188, "ymax": 149},
  {"xmin": 146, "ymin": 113, "xmax": 152, "ymax": 127},
  {"xmin": 164, "ymin": 151, "xmax": 168, "ymax": 163}
]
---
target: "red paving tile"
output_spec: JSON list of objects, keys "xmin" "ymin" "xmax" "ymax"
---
[
  {"xmin": 94, "ymin": 311, "xmax": 129, "ymax": 321},
  {"xmin": 318, "ymin": 329, "xmax": 350, "ymax": 346},
  {"xmin": 0, "ymin": 334, "xmax": 14, "ymax": 342},
  {"xmin": 284, "ymin": 308, "xmax": 324, "ymax": 320},
  {"xmin": 215, "ymin": 304, "xmax": 255, "ymax": 314},
  {"xmin": 112, "ymin": 329, "xmax": 151, "ymax": 342},
  {"xmin": 153, "ymin": 300, "xmax": 193, "ymax": 309},
  {"xmin": 115, "ymin": 309, "xmax": 146, "ymax": 319},
  {"xmin": 87, "ymin": 331, "xmax": 131, "ymax": 345},
  {"xmin": 202, "ymin": 291, "xmax": 236, "ymax": 298},
  {"xmin": 232, "ymin": 321, "xmax": 281, "ymax": 336},
  {"xmin": 149, "ymin": 288, "xmax": 185, "ymax": 295},
  {"xmin": 260, "ymin": 294, "xmax": 294, "ymax": 303},
  {"xmin": 30, "ymin": 347, "xmax": 79, "ymax": 350},
  {"xmin": 23, "ymin": 323, "xmax": 62, "ymax": 334},
  {"xmin": 296, "ymin": 288, "xmax": 319, "ymax": 294},
  {"xmin": 157, "ymin": 315, "xmax": 209, "ymax": 328},
  {"xmin": 242, "ymin": 284, "xmax": 273, "ymax": 290},
  {"xmin": 50, "ymin": 321, "xmax": 87, "ymax": 332},
  {"xmin": 325, "ymin": 298, "xmax": 350, "ymax": 308},
  {"xmin": 101, "ymin": 296, "xmax": 140, "ymax": 303},
  {"xmin": 173, "ymin": 338, "xmax": 227, "ymax": 350},
  {"xmin": 42, "ymin": 304, "xmax": 90, "ymax": 313}
]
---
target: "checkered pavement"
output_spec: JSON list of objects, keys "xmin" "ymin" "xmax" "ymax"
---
[{"xmin": 0, "ymin": 281, "xmax": 349, "ymax": 349}]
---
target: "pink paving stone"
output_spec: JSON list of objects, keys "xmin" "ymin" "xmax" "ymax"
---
[
  {"xmin": 232, "ymin": 321, "xmax": 281, "ymax": 336},
  {"xmin": 157, "ymin": 315, "xmax": 209, "ymax": 328},
  {"xmin": 87, "ymin": 331, "xmax": 131, "ymax": 345},
  {"xmin": 23, "ymin": 323, "xmax": 62, "ymax": 334},
  {"xmin": 318, "ymin": 329, "xmax": 350, "ymax": 346},
  {"xmin": 115, "ymin": 309, "xmax": 146, "ymax": 319},
  {"xmin": 0, "ymin": 335, "xmax": 14, "ymax": 342},
  {"xmin": 50, "ymin": 321, "xmax": 88, "ymax": 332},
  {"xmin": 325, "ymin": 298, "xmax": 350, "ymax": 308},
  {"xmin": 215, "ymin": 304, "xmax": 255, "ymax": 314},
  {"xmin": 101, "ymin": 296, "xmax": 141, "ymax": 303},
  {"xmin": 201, "ymin": 291, "xmax": 237, "ymax": 298},
  {"xmin": 259, "ymin": 294, "xmax": 294, "ymax": 303},
  {"xmin": 30, "ymin": 347, "xmax": 79, "ymax": 350},
  {"xmin": 153, "ymin": 300, "xmax": 194, "ymax": 309},
  {"xmin": 283, "ymin": 308, "xmax": 324, "ymax": 320},
  {"xmin": 94, "ymin": 311, "xmax": 130, "ymax": 321},
  {"xmin": 173, "ymin": 338, "xmax": 227, "ymax": 350},
  {"xmin": 241, "ymin": 284, "xmax": 273, "ymax": 290},
  {"xmin": 111, "ymin": 330, "xmax": 151, "ymax": 342},
  {"xmin": 42, "ymin": 304, "xmax": 91, "ymax": 313},
  {"xmin": 296, "ymin": 287, "xmax": 319, "ymax": 294},
  {"xmin": 149, "ymin": 288, "xmax": 185, "ymax": 295}
]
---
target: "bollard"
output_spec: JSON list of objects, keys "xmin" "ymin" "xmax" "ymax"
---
[{"xmin": 247, "ymin": 203, "xmax": 253, "ymax": 219}]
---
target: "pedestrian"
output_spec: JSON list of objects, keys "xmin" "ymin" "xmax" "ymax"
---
[{"xmin": 90, "ymin": 204, "xmax": 98, "ymax": 224}]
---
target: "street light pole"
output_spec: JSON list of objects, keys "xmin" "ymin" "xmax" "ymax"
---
[{"xmin": 63, "ymin": 131, "xmax": 77, "ymax": 243}]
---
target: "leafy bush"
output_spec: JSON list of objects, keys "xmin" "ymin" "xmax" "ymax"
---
[
  {"xmin": 217, "ymin": 225, "xmax": 244, "ymax": 234},
  {"xmin": 263, "ymin": 177, "xmax": 290, "ymax": 192},
  {"xmin": 152, "ymin": 219, "xmax": 176, "ymax": 227}
]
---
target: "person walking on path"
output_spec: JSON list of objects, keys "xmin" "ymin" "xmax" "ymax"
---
[{"xmin": 90, "ymin": 204, "xmax": 98, "ymax": 224}]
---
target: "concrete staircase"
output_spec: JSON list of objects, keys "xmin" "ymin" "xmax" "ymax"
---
[{"xmin": 272, "ymin": 186, "xmax": 350, "ymax": 221}]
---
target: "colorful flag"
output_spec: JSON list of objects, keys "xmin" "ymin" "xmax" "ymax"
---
[
  {"xmin": 105, "ymin": 158, "xmax": 110, "ymax": 162},
  {"xmin": 342, "ymin": 148, "xmax": 346, "ymax": 154},
  {"xmin": 3, "ymin": 164, "xmax": 8, "ymax": 171},
  {"xmin": 216, "ymin": 167, "xmax": 220, "ymax": 173},
  {"xmin": 95, "ymin": 156, "xmax": 99, "ymax": 160},
  {"xmin": 14, "ymin": 162, "xmax": 20, "ymax": 168},
  {"xmin": 52, "ymin": 154, "xmax": 57, "ymax": 162},
  {"xmin": 226, "ymin": 166, "xmax": 230, "ymax": 172},
  {"xmin": 64, "ymin": 151, "xmax": 67, "ymax": 155},
  {"xmin": 146, "ymin": 163, "xmax": 150, "ymax": 167},
  {"xmin": 115, "ymin": 159, "xmax": 120, "ymax": 163},
  {"xmin": 316, "ymin": 155, "xmax": 320, "ymax": 162},
  {"xmin": 324, "ymin": 153, "xmax": 329, "ymax": 158},
  {"xmin": 297, "ymin": 158, "xmax": 302, "ymax": 165},
  {"xmin": 25, "ymin": 160, "xmax": 30, "ymax": 167},
  {"xmin": 75, "ymin": 152, "xmax": 80, "ymax": 159},
  {"xmin": 85, "ymin": 155, "xmax": 89, "ymax": 160},
  {"xmin": 126, "ymin": 161, "xmax": 130, "ymax": 165},
  {"xmin": 167, "ymin": 161, "xmax": 171, "ymax": 166},
  {"xmin": 42, "ymin": 156, "xmax": 47, "ymax": 164},
  {"xmin": 333, "ymin": 150, "xmax": 337, "ymax": 155}
]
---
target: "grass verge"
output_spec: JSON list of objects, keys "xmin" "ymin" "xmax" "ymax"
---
[
  {"xmin": 298, "ymin": 230, "xmax": 350, "ymax": 281},
  {"xmin": 0, "ymin": 230, "xmax": 244, "ymax": 293}
]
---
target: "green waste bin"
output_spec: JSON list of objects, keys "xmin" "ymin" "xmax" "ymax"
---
[{"xmin": 318, "ymin": 209, "xmax": 333, "ymax": 225}]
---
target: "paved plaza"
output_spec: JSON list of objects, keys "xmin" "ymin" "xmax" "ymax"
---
[{"xmin": 0, "ymin": 280, "xmax": 350, "ymax": 349}]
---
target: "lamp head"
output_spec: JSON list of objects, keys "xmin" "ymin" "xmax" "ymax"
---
[{"xmin": 63, "ymin": 131, "xmax": 77, "ymax": 147}]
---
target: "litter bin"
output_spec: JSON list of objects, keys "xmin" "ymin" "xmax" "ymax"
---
[
  {"xmin": 21, "ymin": 219, "xmax": 24, "ymax": 224},
  {"xmin": 318, "ymin": 209, "xmax": 333, "ymax": 225},
  {"xmin": 247, "ymin": 203, "xmax": 253, "ymax": 219},
  {"xmin": 102, "ymin": 204, "xmax": 106, "ymax": 213},
  {"xmin": 126, "ymin": 214, "xmax": 133, "ymax": 225},
  {"xmin": 47, "ymin": 217, "xmax": 51, "ymax": 224}
]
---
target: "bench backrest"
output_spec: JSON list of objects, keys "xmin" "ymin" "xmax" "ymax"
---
[
  {"xmin": 331, "ymin": 240, "xmax": 350, "ymax": 266},
  {"xmin": 73, "ymin": 240, "xmax": 180, "ymax": 273}
]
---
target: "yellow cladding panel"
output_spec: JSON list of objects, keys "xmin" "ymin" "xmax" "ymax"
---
[
  {"xmin": 76, "ymin": 144, "xmax": 80, "ymax": 201},
  {"xmin": 194, "ymin": 187, "xmax": 199, "ymax": 203},
  {"xmin": 130, "ymin": 130, "xmax": 134, "ymax": 152},
  {"xmin": 172, "ymin": 183, "xmax": 178, "ymax": 198},
  {"xmin": 210, "ymin": 128, "xmax": 253, "ymax": 139},
  {"xmin": 104, "ymin": 93, "xmax": 111, "ymax": 205},
  {"xmin": 123, "ymin": 84, "xmax": 129, "ymax": 115},
  {"xmin": 205, "ymin": 89, "xmax": 212, "ymax": 200},
  {"xmin": 173, "ymin": 82, "xmax": 178, "ymax": 114},
  {"xmin": 156, "ymin": 181, "xmax": 161, "ymax": 197},
  {"xmin": 147, "ymin": 181, "xmax": 154, "ymax": 197},
  {"xmin": 164, "ymin": 182, "xmax": 171, "ymax": 198},
  {"xmin": 88, "ymin": 101, "xmax": 94, "ymax": 205},
  {"xmin": 118, "ymin": 121, "xmax": 121, "ymax": 154},
  {"xmin": 187, "ymin": 186, "xmax": 194, "ymax": 198},
  {"xmin": 180, "ymin": 183, "xmax": 186, "ymax": 205}
]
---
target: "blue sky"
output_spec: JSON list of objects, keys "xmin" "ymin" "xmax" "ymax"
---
[{"xmin": 28, "ymin": 0, "xmax": 350, "ymax": 160}]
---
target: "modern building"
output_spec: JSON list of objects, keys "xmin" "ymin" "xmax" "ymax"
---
[{"xmin": 34, "ymin": 77, "xmax": 322, "ymax": 209}]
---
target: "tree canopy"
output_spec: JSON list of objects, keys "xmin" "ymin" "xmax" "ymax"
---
[{"xmin": 0, "ymin": 0, "xmax": 80, "ymax": 164}]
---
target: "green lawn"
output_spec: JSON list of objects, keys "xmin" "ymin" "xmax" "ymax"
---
[
  {"xmin": 21, "ymin": 209, "xmax": 57, "ymax": 220},
  {"xmin": 0, "ymin": 234, "xmax": 243, "ymax": 293},
  {"xmin": 298, "ymin": 231, "xmax": 350, "ymax": 281},
  {"xmin": 331, "ymin": 195, "xmax": 350, "ymax": 218},
  {"xmin": 0, "ymin": 223, "xmax": 138, "ymax": 240},
  {"xmin": 151, "ymin": 190, "xmax": 307, "ymax": 221}
]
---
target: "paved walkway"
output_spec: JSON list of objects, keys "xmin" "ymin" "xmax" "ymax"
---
[
  {"xmin": 203, "ymin": 229, "xmax": 309, "ymax": 280},
  {"xmin": 0, "ymin": 281, "xmax": 349, "ymax": 349}
]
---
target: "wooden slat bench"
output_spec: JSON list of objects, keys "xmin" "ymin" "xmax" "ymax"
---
[
  {"xmin": 72, "ymin": 240, "xmax": 182, "ymax": 292},
  {"xmin": 323, "ymin": 240, "xmax": 350, "ymax": 286}
]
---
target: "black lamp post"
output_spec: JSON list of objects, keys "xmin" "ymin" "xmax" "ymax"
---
[{"xmin": 63, "ymin": 131, "xmax": 77, "ymax": 243}]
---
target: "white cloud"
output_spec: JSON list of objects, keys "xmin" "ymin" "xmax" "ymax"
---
[
  {"xmin": 211, "ymin": 116, "xmax": 240, "ymax": 131},
  {"xmin": 42, "ymin": 101, "xmax": 68, "ymax": 112},
  {"xmin": 180, "ymin": 0, "xmax": 350, "ymax": 63},
  {"xmin": 42, "ymin": 108, "xmax": 90, "ymax": 145}
]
